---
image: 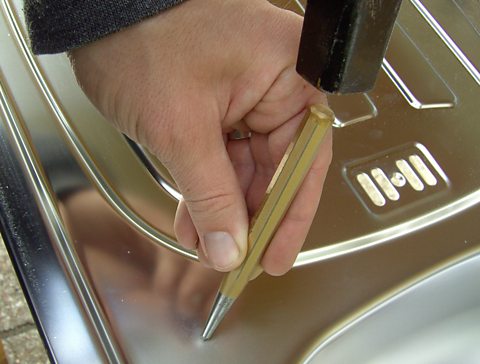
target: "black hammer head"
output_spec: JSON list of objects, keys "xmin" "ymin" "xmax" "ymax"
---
[{"xmin": 297, "ymin": 0, "xmax": 403, "ymax": 94}]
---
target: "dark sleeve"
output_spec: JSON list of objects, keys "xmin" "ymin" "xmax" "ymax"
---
[{"xmin": 24, "ymin": 0, "xmax": 185, "ymax": 55}]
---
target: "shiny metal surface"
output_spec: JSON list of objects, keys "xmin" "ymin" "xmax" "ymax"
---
[
  {"xmin": 0, "ymin": 0, "xmax": 479, "ymax": 362},
  {"xmin": 345, "ymin": 143, "xmax": 450, "ymax": 214},
  {"xmin": 411, "ymin": 0, "xmax": 480, "ymax": 85},
  {"xmin": 382, "ymin": 24, "xmax": 456, "ymax": 109},
  {"xmin": 0, "ymin": 0, "xmax": 196, "ymax": 262},
  {"xmin": 328, "ymin": 93, "xmax": 378, "ymax": 128},
  {"xmin": 0, "ymin": 77, "xmax": 123, "ymax": 363},
  {"xmin": 300, "ymin": 251, "xmax": 480, "ymax": 364}
]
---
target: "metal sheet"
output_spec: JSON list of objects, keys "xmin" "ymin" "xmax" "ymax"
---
[
  {"xmin": 301, "ymin": 252, "xmax": 480, "ymax": 363},
  {"xmin": 1, "ymin": 0, "xmax": 480, "ymax": 362}
]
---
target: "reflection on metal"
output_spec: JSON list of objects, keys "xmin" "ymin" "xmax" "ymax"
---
[
  {"xmin": 329, "ymin": 93, "xmax": 378, "ymax": 128},
  {"xmin": 356, "ymin": 173, "xmax": 386, "ymax": 207},
  {"xmin": 409, "ymin": 154, "xmax": 437, "ymax": 186},
  {"xmin": 411, "ymin": 0, "xmax": 480, "ymax": 85},
  {"xmin": 414, "ymin": 143, "xmax": 450, "ymax": 185},
  {"xmin": 390, "ymin": 172, "xmax": 407, "ymax": 188},
  {"xmin": 295, "ymin": 190, "xmax": 480, "ymax": 265},
  {"xmin": 371, "ymin": 168, "xmax": 400, "ymax": 201},
  {"xmin": 382, "ymin": 25, "xmax": 456, "ymax": 109},
  {"xmin": 454, "ymin": 0, "xmax": 480, "ymax": 35},
  {"xmin": 2, "ymin": 0, "xmax": 480, "ymax": 361},
  {"xmin": 381, "ymin": 60, "xmax": 453, "ymax": 110},
  {"xmin": 0, "ymin": 80, "xmax": 124, "ymax": 363},
  {"xmin": 293, "ymin": 0, "xmax": 305, "ymax": 12},
  {"xmin": 1, "ymin": 0, "xmax": 198, "ymax": 262},
  {"xmin": 128, "ymin": 141, "xmax": 181, "ymax": 201},
  {"xmin": 396, "ymin": 159, "xmax": 425, "ymax": 191},
  {"xmin": 299, "ymin": 250, "xmax": 480, "ymax": 363}
]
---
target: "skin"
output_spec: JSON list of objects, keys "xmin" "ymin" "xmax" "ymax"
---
[{"xmin": 69, "ymin": 0, "xmax": 332, "ymax": 276}]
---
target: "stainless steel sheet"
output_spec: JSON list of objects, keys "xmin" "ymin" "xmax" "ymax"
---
[{"xmin": 1, "ymin": 0, "xmax": 479, "ymax": 362}]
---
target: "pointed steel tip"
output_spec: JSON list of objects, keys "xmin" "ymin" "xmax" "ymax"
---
[
  {"xmin": 200, "ymin": 292, "xmax": 235, "ymax": 341},
  {"xmin": 201, "ymin": 324, "xmax": 213, "ymax": 341},
  {"xmin": 201, "ymin": 313, "xmax": 215, "ymax": 341}
]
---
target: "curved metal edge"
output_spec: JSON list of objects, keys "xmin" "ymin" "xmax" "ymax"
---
[
  {"xmin": 0, "ymin": 77, "xmax": 124, "ymax": 363},
  {"xmin": 4, "ymin": 0, "xmax": 479, "ymax": 273},
  {"xmin": 297, "ymin": 247, "xmax": 480, "ymax": 363},
  {"xmin": 295, "ymin": 188, "xmax": 480, "ymax": 266},
  {"xmin": 410, "ymin": 0, "xmax": 480, "ymax": 85},
  {"xmin": 1, "ymin": 0, "xmax": 198, "ymax": 262},
  {"xmin": 381, "ymin": 59, "xmax": 454, "ymax": 110},
  {"xmin": 0, "ymin": 117, "xmax": 56, "ymax": 363},
  {"xmin": 332, "ymin": 94, "xmax": 378, "ymax": 128}
]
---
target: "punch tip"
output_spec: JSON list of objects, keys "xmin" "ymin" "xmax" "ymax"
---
[{"xmin": 201, "ymin": 292, "xmax": 235, "ymax": 341}]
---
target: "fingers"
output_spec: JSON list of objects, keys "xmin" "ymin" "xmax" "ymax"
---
[
  {"xmin": 261, "ymin": 128, "xmax": 333, "ymax": 275},
  {"xmin": 246, "ymin": 133, "xmax": 276, "ymax": 215},
  {"xmin": 241, "ymin": 54, "xmax": 328, "ymax": 275},
  {"xmin": 243, "ymin": 65, "xmax": 308, "ymax": 133},
  {"xmin": 226, "ymin": 138, "xmax": 255, "ymax": 196},
  {"xmin": 244, "ymin": 66, "xmax": 326, "ymax": 134},
  {"xmin": 172, "ymin": 65, "xmax": 329, "ymax": 277},
  {"xmin": 166, "ymin": 126, "xmax": 249, "ymax": 272}
]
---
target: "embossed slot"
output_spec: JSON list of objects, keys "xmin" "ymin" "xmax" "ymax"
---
[
  {"xmin": 409, "ymin": 154, "xmax": 438, "ymax": 186},
  {"xmin": 345, "ymin": 144, "xmax": 449, "ymax": 214},
  {"xmin": 396, "ymin": 159, "xmax": 425, "ymax": 191},
  {"xmin": 371, "ymin": 168, "xmax": 400, "ymax": 201},
  {"xmin": 356, "ymin": 173, "xmax": 386, "ymax": 207}
]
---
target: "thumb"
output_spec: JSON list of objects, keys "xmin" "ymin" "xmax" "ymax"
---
[{"xmin": 165, "ymin": 129, "xmax": 249, "ymax": 272}]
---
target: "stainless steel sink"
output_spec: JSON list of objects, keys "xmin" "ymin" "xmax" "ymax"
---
[
  {"xmin": 0, "ymin": 0, "xmax": 479, "ymax": 363},
  {"xmin": 300, "ymin": 252, "xmax": 480, "ymax": 364}
]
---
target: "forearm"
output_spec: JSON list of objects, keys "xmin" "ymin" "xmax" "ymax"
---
[{"xmin": 24, "ymin": 0, "xmax": 185, "ymax": 54}]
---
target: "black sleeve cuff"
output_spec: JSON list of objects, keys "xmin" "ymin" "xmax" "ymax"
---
[{"xmin": 24, "ymin": 0, "xmax": 185, "ymax": 54}]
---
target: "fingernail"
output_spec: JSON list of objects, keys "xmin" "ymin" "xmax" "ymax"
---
[{"xmin": 203, "ymin": 232, "xmax": 240, "ymax": 270}]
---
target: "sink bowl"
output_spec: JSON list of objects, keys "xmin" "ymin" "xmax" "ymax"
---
[{"xmin": 301, "ymin": 253, "xmax": 480, "ymax": 364}]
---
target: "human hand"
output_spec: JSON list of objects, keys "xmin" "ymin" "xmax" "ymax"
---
[{"xmin": 69, "ymin": 0, "xmax": 332, "ymax": 275}]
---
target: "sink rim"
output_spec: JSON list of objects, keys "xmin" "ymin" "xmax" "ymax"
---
[{"xmin": 298, "ymin": 247, "xmax": 480, "ymax": 363}]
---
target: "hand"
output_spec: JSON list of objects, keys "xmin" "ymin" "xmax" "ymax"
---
[{"xmin": 69, "ymin": 0, "xmax": 332, "ymax": 275}]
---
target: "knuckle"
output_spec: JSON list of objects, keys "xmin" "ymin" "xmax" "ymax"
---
[{"xmin": 185, "ymin": 190, "xmax": 238, "ymax": 219}]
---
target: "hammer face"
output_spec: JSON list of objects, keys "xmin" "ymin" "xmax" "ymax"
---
[{"xmin": 297, "ymin": 0, "xmax": 403, "ymax": 94}]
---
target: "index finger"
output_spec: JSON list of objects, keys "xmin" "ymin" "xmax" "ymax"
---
[{"xmin": 261, "ymin": 122, "xmax": 332, "ymax": 276}]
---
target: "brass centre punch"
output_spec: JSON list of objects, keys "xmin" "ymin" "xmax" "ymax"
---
[{"xmin": 202, "ymin": 104, "xmax": 334, "ymax": 340}]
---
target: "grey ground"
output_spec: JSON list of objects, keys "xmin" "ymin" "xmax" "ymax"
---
[{"xmin": 0, "ymin": 237, "xmax": 49, "ymax": 363}]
